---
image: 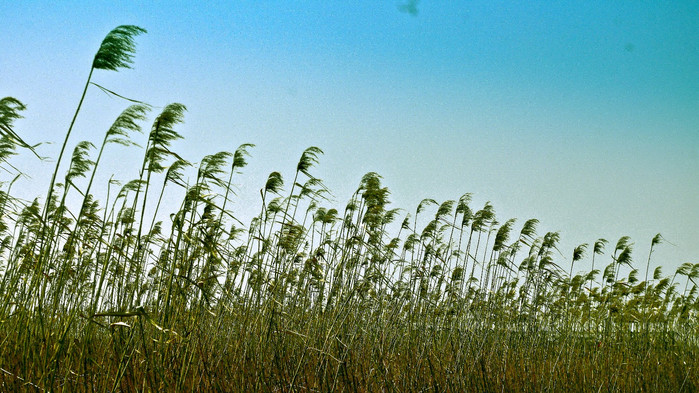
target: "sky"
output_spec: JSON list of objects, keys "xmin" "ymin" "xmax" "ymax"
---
[{"xmin": 2, "ymin": 1, "xmax": 697, "ymax": 275}]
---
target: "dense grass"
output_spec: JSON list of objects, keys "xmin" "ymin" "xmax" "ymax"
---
[{"xmin": 1, "ymin": 26, "xmax": 697, "ymax": 392}]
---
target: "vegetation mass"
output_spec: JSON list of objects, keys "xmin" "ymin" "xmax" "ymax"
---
[{"xmin": 0, "ymin": 26, "xmax": 697, "ymax": 392}]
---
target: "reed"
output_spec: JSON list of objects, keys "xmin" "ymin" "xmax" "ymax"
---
[{"xmin": 0, "ymin": 26, "xmax": 697, "ymax": 392}]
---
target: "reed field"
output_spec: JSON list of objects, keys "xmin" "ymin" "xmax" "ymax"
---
[{"xmin": 1, "ymin": 25, "xmax": 697, "ymax": 392}]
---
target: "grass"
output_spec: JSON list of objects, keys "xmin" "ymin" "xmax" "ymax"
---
[{"xmin": 0, "ymin": 25, "xmax": 697, "ymax": 392}]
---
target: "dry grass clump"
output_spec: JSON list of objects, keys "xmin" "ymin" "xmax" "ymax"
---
[{"xmin": 0, "ymin": 26, "xmax": 697, "ymax": 392}]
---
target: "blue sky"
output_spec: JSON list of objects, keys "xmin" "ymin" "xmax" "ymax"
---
[{"xmin": 2, "ymin": 1, "xmax": 697, "ymax": 273}]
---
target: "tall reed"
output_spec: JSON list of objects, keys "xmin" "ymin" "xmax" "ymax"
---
[{"xmin": 0, "ymin": 26, "xmax": 696, "ymax": 392}]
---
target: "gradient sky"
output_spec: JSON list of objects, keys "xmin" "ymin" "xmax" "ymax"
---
[{"xmin": 2, "ymin": 1, "xmax": 697, "ymax": 274}]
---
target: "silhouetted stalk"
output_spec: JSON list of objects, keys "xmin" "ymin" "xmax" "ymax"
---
[{"xmin": 41, "ymin": 68, "xmax": 93, "ymax": 224}]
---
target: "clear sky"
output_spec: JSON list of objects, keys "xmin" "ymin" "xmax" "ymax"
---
[{"xmin": 2, "ymin": 1, "xmax": 697, "ymax": 274}]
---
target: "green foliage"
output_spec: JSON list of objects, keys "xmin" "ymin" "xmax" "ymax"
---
[
  {"xmin": 105, "ymin": 104, "xmax": 150, "ymax": 146},
  {"xmin": 92, "ymin": 25, "xmax": 147, "ymax": 71},
  {"xmin": 264, "ymin": 171, "xmax": 284, "ymax": 195},
  {"xmin": 296, "ymin": 146, "xmax": 323, "ymax": 177},
  {"xmin": 145, "ymin": 103, "xmax": 186, "ymax": 173},
  {"xmin": 0, "ymin": 97, "xmax": 26, "ymax": 140},
  {"xmin": 66, "ymin": 141, "xmax": 95, "ymax": 184},
  {"xmin": 0, "ymin": 97, "xmax": 40, "ymax": 159}
]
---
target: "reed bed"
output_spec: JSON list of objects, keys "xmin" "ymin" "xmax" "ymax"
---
[{"xmin": 0, "ymin": 26, "xmax": 697, "ymax": 392}]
